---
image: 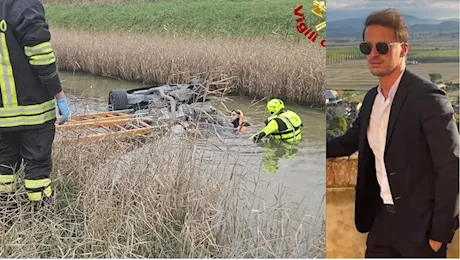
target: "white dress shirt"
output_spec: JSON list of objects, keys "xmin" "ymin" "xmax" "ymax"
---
[{"xmin": 367, "ymin": 71, "xmax": 404, "ymax": 205}]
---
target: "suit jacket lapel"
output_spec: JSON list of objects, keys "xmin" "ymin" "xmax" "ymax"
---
[
  {"xmin": 359, "ymin": 87, "xmax": 378, "ymax": 147},
  {"xmin": 356, "ymin": 87, "xmax": 377, "ymax": 189},
  {"xmin": 385, "ymin": 69, "xmax": 415, "ymax": 149}
]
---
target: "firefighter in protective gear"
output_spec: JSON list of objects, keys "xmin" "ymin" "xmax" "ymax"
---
[
  {"xmin": 0, "ymin": 0, "xmax": 70, "ymax": 203},
  {"xmin": 250, "ymin": 99, "xmax": 303, "ymax": 143}
]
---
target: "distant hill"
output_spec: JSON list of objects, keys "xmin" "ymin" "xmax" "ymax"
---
[{"xmin": 327, "ymin": 15, "xmax": 459, "ymax": 38}]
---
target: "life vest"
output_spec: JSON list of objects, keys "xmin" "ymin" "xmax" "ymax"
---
[
  {"xmin": 231, "ymin": 110, "xmax": 250, "ymax": 132},
  {"xmin": 267, "ymin": 110, "xmax": 303, "ymax": 143}
]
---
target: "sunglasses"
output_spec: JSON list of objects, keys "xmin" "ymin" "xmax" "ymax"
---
[{"xmin": 359, "ymin": 42, "xmax": 403, "ymax": 55}]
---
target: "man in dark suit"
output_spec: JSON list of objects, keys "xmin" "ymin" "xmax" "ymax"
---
[{"xmin": 327, "ymin": 8, "xmax": 459, "ymax": 258}]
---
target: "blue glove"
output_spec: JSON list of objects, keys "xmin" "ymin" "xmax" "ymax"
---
[{"xmin": 56, "ymin": 96, "xmax": 70, "ymax": 125}]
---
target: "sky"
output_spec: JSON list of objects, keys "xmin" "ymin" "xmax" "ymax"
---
[{"xmin": 327, "ymin": 0, "xmax": 460, "ymax": 21}]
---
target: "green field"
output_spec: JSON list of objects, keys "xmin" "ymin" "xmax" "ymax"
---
[
  {"xmin": 44, "ymin": 0, "xmax": 325, "ymax": 40},
  {"xmin": 327, "ymin": 60, "xmax": 459, "ymax": 90},
  {"xmin": 326, "ymin": 47, "xmax": 363, "ymax": 63},
  {"xmin": 327, "ymin": 46, "xmax": 459, "ymax": 64},
  {"xmin": 409, "ymin": 50, "xmax": 460, "ymax": 63}
]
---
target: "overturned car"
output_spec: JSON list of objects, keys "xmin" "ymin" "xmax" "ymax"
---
[{"xmin": 107, "ymin": 80, "xmax": 234, "ymax": 132}]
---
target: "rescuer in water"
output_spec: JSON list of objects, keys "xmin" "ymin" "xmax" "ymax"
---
[{"xmin": 250, "ymin": 98, "xmax": 303, "ymax": 143}]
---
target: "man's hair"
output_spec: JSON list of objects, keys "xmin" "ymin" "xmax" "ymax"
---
[
  {"xmin": 362, "ymin": 8, "xmax": 409, "ymax": 43},
  {"xmin": 231, "ymin": 110, "xmax": 241, "ymax": 115}
]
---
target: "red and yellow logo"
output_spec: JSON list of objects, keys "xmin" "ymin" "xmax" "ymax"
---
[{"xmin": 294, "ymin": 1, "xmax": 326, "ymax": 47}]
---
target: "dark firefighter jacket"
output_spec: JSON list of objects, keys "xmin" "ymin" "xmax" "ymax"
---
[{"xmin": 0, "ymin": 0, "xmax": 62, "ymax": 131}]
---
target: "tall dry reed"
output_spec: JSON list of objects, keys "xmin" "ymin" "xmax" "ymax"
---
[
  {"xmin": 51, "ymin": 29, "xmax": 325, "ymax": 107},
  {"xmin": 0, "ymin": 133, "xmax": 325, "ymax": 258}
]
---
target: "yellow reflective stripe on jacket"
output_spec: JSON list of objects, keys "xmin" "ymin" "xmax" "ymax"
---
[
  {"xmin": 0, "ymin": 29, "xmax": 18, "ymax": 108},
  {"xmin": 277, "ymin": 128, "xmax": 301, "ymax": 141},
  {"xmin": 277, "ymin": 114, "xmax": 301, "ymax": 142},
  {"xmin": 30, "ymin": 52, "xmax": 56, "ymax": 66},
  {"xmin": 277, "ymin": 115, "xmax": 299, "ymax": 133},
  {"xmin": 0, "ymin": 21, "xmax": 56, "ymax": 128},
  {"xmin": 24, "ymin": 42, "xmax": 56, "ymax": 66},
  {"xmin": 0, "ymin": 99, "xmax": 55, "ymax": 117},
  {"xmin": 0, "ymin": 20, "xmax": 6, "ymax": 32},
  {"xmin": 24, "ymin": 42, "xmax": 53, "ymax": 57},
  {"xmin": 0, "ymin": 109, "xmax": 56, "ymax": 127},
  {"xmin": 267, "ymin": 114, "xmax": 296, "ymax": 136}
]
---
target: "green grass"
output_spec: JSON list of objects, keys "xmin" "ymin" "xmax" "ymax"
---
[
  {"xmin": 409, "ymin": 50, "xmax": 460, "ymax": 63},
  {"xmin": 44, "ymin": 0, "xmax": 326, "ymax": 40},
  {"xmin": 327, "ymin": 46, "xmax": 459, "ymax": 64},
  {"xmin": 326, "ymin": 47, "xmax": 363, "ymax": 64}
]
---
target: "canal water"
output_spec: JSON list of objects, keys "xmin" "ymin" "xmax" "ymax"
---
[{"xmin": 58, "ymin": 71, "xmax": 326, "ymax": 253}]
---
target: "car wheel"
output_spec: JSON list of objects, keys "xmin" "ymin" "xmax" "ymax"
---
[{"xmin": 108, "ymin": 89, "xmax": 129, "ymax": 111}]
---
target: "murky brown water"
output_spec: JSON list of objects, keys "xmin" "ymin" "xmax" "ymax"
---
[{"xmin": 59, "ymin": 71, "xmax": 326, "ymax": 232}]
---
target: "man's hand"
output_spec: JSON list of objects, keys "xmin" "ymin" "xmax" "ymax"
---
[
  {"xmin": 56, "ymin": 96, "xmax": 70, "ymax": 125},
  {"xmin": 429, "ymin": 239, "xmax": 442, "ymax": 252}
]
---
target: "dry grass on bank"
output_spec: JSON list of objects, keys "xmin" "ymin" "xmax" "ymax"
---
[
  {"xmin": 0, "ymin": 134, "xmax": 325, "ymax": 258},
  {"xmin": 51, "ymin": 29, "xmax": 325, "ymax": 107}
]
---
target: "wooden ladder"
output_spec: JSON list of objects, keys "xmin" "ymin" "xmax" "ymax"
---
[{"xmin": 55, "ymin": 111, "xmax": 163, "ymax": 143}]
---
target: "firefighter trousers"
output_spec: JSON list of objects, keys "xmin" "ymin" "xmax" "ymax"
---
[{"xmin": 0, "ymin": 122, "xmax": 55, "ymax": 201}]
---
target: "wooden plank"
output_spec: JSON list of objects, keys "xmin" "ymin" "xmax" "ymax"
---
[
  {"xmin": 56, "ymin": 127, "xmax": 153, "ymax": 144},
  {"xmin": 99, "ymin": 125, "xmax": 114, "ymax": 132},
  {"xmin": 88, "ymin": 127, "xmax": 106, "ymax": 135},
  {"xmin": 58, "ymin": 111, "xmax": 131, "ymax": 122},
  {"xmin": 54, "ymin": 110, "xmax": 166, "ymax": 144},
  {"xmin": 71, "ymin": 114, "xmax": 131, "ymax": 122},
  {"xmin": 56, "ymin": 118, "xmax": 133, "ymax": 130}
]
